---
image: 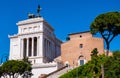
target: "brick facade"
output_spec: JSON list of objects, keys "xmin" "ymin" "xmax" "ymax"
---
[{"xmin": 61, "ymin": 31, "xmax": 104, "ymax": 67}]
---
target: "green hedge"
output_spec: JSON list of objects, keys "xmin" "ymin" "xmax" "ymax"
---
[{"xmin": 59, "ymin": 66, "xmax": 86, "ymax": 78}]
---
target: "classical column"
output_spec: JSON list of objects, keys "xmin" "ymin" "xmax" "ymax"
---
[
  {"xmin": 50, "ymin": 41, "xmax": 54, "ymax": 59},
  {"xmin": 52, "ymin": 43, "xmax": 55, "ymax": 58},
  {"xmin": 46, "ymin": 40, "xmax": 48, "ymax": 58},
  {"xmin": 44, "ymin": 39, "xmax": 46, "ymax": 57},
  {"xmin": 48, "ymin": 41, "xmax": 50, "ymax": 61},
  {"xmin": 21, "ymin": 39, "xmax": 23, "ymax": 59},
  {"xmin": 43, "ymin": 38, "xmax": 46, "ymax": 60},
  {"xmin": 32, "ymin": 37, "xmax": 34, "ymax": 56},
  {"xmin": 50, "ymin": 42, "xmax": 52, "ymax": 60},
  {"xmin": 45, "ymin": 39, "xmax": 47, "ymax": 60},
  {"xmin": 49, "ymin": 42, "xmax": 51, "ymax": 60},
  {"xmin": 26, "ymin": 38, "xmax": 29, "ymax": 57}
]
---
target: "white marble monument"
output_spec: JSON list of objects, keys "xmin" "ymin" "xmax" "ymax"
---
[{"xmin": 9, "ymin": 7, "xmax": 62, "ymax": 78}]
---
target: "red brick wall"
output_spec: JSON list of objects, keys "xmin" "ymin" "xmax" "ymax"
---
[{"xmin": 61, "ymin": 32, "xmax": 104, "ymax": 66}]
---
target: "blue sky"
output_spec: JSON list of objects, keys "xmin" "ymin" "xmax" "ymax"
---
[{"xmin": 0, "ymin": 0, "xmax": 120, "ymax": 58}]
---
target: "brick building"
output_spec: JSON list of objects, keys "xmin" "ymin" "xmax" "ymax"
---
[{"xmin": 61, "ymin": 31, "xmax": 104, "ymax": 67}]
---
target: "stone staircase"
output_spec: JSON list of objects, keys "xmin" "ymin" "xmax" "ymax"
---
[
  {"xmin": 47, "ymin": 67, "xmax": 70, "ymax": 78},
  {"xmin": 40, "ymin": 66, "xmax": 72, "ymax": 78}
]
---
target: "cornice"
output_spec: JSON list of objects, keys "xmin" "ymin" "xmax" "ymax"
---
[
  {"xmin": 18, "ymin": 31, "xmax": 43, "ymax": 36},
  {"xmin": 32, "ymin": 62, "xmax": 57, "ymax": 68},
  {"xmin": 17, "ymin": 17, "xmax": 44, "ymax": 26},
  {"xmin": 8, "ymin": 34, "xmax": 18, "ymax": 38},
  {"xmin": 43, "ymin": 21, "xmax": 54, "ymax": 31},
  {"xmin": 9, "ymin": 31, "xmax": 43, "ymax": 38}
]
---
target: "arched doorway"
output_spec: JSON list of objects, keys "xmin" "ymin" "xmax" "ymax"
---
[
  {"xmin": 78, "ymin": 55, "xmax": 86, "ymax": 66},
  {"xmin": 65, "ymin": 61, "xmax": 69, "ymax": 67}
]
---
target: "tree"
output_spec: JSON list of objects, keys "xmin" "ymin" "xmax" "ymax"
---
[
  {"xmin": 104, "ymin": 50, "xmax": 120, "ymax": 78},
  {"xmin": 0, "ymin": 66, "xmax": 3, "ymax": 78},
  {"xmin": 91, "ymin": 48, "xmax": 98, "ymax": 58},
  {"xmin": 59, "ymin": 51, "xmax": 120, "ymax": 78},
  {"xmin": 1, "ymin": 60, "xmax": 32, "ymax": 78},
  {"xmin": 59, "ymin": 55, "xmax": 107, "ymax": 78},
  {"xmin": 90, "ymin": 12, "xmax": 120, "ymax": 56},
  {"xmin": 22, "ymin": 56, "xmax": 31, "ymax": 64},
  {"xmin": 59, "ymin": 49, "xmax": 107, "ymax": 78}
]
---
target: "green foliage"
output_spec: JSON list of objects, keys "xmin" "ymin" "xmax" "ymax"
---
[
  {"xmin": 59, "ymin": 49, "xmax": 107, "ymax": 78},
  {"xmin": 104, "ymin": 50, "xmax": 120, "ymax": 78},
  {"xmin": 22, "ymin": 57, "xmax": 31, "ymax": 65},
  {"xmin": 90, "ymin": 12, "xmax": 120, "ymax": 56},
  {"xmin": 66, "ymin": 37, "xmax": 70, "ymax": 41},
  {"xmin": 91, "ymin": 48, "xmax": 98, "ymax": 59},
  {"xmin": 0, "ymin": 66, "xmax": 2, "ymax": 77},
  {"xmin": 90, "ymin": 12, "xmax": 120, "ymax": 35},
  {"xmin": 60, "ymin": 51, "xmax": 120, "ymax": 78},
  {"xmin": 59, "ymin": 66, "xmax": 85, "ymax": 78},
  {"xmin": 1, "ymin": 60, "xmax": 32, "ymax": 77},
  {"xmin": 59, "ymin": 55, "xmax": 106, "ymax": 78}
]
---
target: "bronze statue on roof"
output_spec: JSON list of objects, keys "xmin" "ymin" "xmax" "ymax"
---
[{"xmin": 28, "ymin": 5, "xmax": 42, "ymax": 19}]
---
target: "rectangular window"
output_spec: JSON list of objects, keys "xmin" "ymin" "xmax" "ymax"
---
[
  {"xmin": 80, "ymin": 44, "xmax": 83, "ymax": 48},
  {"xmin": 34, "ymin": 26, "xmax": 37, "ymax": 31},
  {"xmin": 24, "ymin": 28, "xmax": 27, "ymax": 32},
  {"xmin": 80, "ymin": 60, "xmax": 84, "ymax": 66},
  {"xmin": 29, "ymin": 27, "xmax": 32, "ymax": 32}
]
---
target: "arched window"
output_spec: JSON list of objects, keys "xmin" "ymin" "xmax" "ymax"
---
[
  {"xmin": 78, "ymin": 55, "xmax": 86, "ymax": 66},
  {"xmin": 65, "ymin": 61, "xmax": 69, "ymax": 67}
]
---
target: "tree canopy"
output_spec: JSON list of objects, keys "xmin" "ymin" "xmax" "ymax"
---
[
  {"xmin": 90, "ymin": 12, "xmax": 120, "ymax": 56},
  {"xmin": 104, "ymin": 51, "xmax": 120, "ymax": 78},
  {"xmin": 1, "ymin": 60, "xmax": 32, "ymax": 78},
  {"xmin": 91, "ymin": 48, "xmax": 98, "ymax": 58}
]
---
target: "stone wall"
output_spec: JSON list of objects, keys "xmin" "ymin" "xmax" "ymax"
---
[{"xmin": 61, "ymin": 31, "xmax": 104, "ymax": 67}]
